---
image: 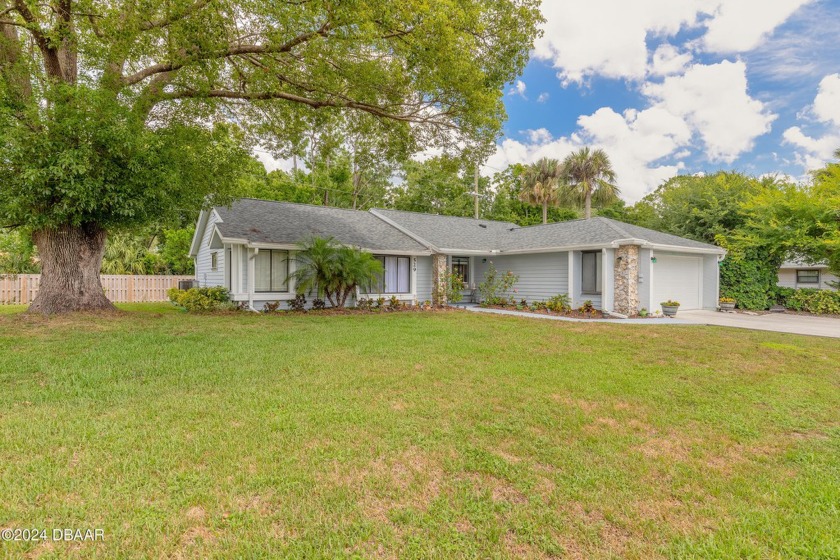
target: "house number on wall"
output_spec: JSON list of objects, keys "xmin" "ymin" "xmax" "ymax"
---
[{"xmin": 413, "ymin": 257, "xmax": 417, "ymax": 272}]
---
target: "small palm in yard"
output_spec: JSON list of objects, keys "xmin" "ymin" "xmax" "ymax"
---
[
  {"xmin": 288, "ymin": 237, "xmax": 382, "ymax": 308},
  {"xmin": 332, "ymin": 246, "xmax": 383, "ymax": 307},
  {"xmin": 561, "ymin": 147, "xmax": 619, "ymax": 219},
  {"xmin": 520, "ymin": 157, "xmax": 563, "ymax": 224}
]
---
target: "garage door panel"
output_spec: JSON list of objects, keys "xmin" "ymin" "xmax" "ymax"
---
[{"xmin": 652, "ymin": 255, "xmax": 701, "ymax": 310}]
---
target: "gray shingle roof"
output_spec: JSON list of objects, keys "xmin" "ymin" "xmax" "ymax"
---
[
  {"xmin": 498, "ymin": 217, "xmax": 720, "ymax": 252},
  {"xmin": 212, "ymin": 199, "xmax": 722, "ymax": 254},
  {"xmin": 371, "ymin": 209, "xmax": 518, "ymax": 251},
  {"xmin": 213, "ymin": 199, "xmax": 429, "ymax": 253}
]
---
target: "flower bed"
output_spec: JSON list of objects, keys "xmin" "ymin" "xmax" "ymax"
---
[{"xmin": 481, "ymin": 303, "xmax": 604, "ymax": 319}]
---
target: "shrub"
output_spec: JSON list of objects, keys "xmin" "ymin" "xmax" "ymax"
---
[
  {"xmin": 287, "ymin": 294, "xmax": 307, "ymax": 312},
  {"xmin": 546, "ymin": 294, "xmax": 570, "ymax": 313},
  {"xmin": 433, "ymin": 271, "xmax": 464, "ymax": 305},
  {"xmin": 263, "ymin": 301, "xmax": 281, "ymax": 313},
  {"xmin": 784, "ymin": 289, "xmax": 840, "ymax": 314},
  {"xmin": 639, "ymin": 308, "xmax": 648, "ymax": 317},
  {"xmin": 388, "ymin": 295, "xmax": 401, "ymax": 309},
  {"xmin": 356, "ymin": 298, "xmax": 372, "ymax": 311},
  {"xmin": 175, "ymin": 286, "xmax": 230, "ymax": 312},
  {"xmin": 167, "ymin": 287, "xmax": 184, "ymax": 303},
  {"xmin": 375, "ymin": 297, "xmax": 385, "ymax": 310},
  {"xmin": 478, "ymin": 262, "xmax": 518, "ymax": 305},
  {"xmin": 312, "ymin": 298, "xmax": 326, "ymax": 310},
  {"xmin": 579, "ymin": 300, "xmax": 595, "ymax": 314},
  {"xmin": 719, "ymin": 253, "xmax": 778, "ymax": 310}
]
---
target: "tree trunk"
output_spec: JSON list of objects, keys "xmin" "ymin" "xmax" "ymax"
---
[
  {"xmin": 28, "ymin": 225, "xmax": 116, "ymax": 314},
  {"xmin": 542, "ymin": 202, "xmax": 548, "ymax": 224},
  {"xmin": 584, "ymin": 192, "xmax": 592, "ymax": 219}
]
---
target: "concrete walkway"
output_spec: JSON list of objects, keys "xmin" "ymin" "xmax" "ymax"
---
[
  {"xmin": 462, "ymin": 305, "xmax": 840, "ymax": 338},
  {"xmin": 677, "ymin": 310, "xmax": 840, "ymax": 338}
]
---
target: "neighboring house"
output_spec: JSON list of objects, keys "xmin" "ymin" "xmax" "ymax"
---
[
  {"xmin": 777, "ymin": 260, "xmax": 838, "ymax": 290},
  {"xmin": 190, "ymin": 199, "xmax": 726, "ymax": 313}
]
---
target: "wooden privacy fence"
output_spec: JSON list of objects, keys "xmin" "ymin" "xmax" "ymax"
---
[{"xmin": 0, "ymin": 274, "xmax": 195, "ymax": 304}]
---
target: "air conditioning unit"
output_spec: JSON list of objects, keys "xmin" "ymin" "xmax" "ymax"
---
[{"xmin": 178, "ymin": 280, "xmax": 198, "ymax": 290}]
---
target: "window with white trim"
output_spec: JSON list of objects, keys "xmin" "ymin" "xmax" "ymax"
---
[
  {"xmin": 796, "ymin": 270, "xmax": 819, "ymax": 284},
  {"xmin": 255, "ymin": 250, "xmax": 289, "ymax": 292},
  {"xmin": 210, "ymin": 252, "xmax": 218, "ymax": 271},
  {"xmin": 368, "ymin": 256, "xmax": 410, "ymax": 294},
  {"xmin": 581, "ymin": 251, "xmax": 602, "ymax": 294}
]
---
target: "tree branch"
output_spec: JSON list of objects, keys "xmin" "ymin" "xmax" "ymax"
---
[
  {"xmin": 139, "ymin": 0, "xmax": 209, "ymax": 31},
  {"xmin": 160, "ymin": 88, "xmax": 456, "ymax": 127},
  {"xmin": 121, "ymin": 21, "xmax": 332, "ymax": 86}
]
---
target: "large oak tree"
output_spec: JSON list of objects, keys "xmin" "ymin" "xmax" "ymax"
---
[{"xmin": 0, "ymin": 0, "xmax": 541, "ymax": 313}]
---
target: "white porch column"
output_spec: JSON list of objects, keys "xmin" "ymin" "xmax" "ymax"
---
[
  {"xmin": 567, "ymin": 251, "xmax": 576, "ymax": 308},
  {"xmin": 247, "ymin": 247, "xmax": 257, "ymax": 309}
]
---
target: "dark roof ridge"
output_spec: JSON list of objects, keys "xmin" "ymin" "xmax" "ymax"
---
[
  {"xmin": 597, "ymin": 217, "xmax": 632, "ymax": 238},
  {"xmin": 373, "ymin": 207, "xmax": 518, "ymax": 227},
  {"xmin": 222, "ymin": 198, "xmax": 371, "ymax": 216}
]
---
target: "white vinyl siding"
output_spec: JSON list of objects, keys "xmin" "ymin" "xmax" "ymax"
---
[
  {"xmin": 195, "ymin": 210, "xmax": 224, "ymax": 288},
  {"xmin": 416, "ymin": 256, "xmax": 434, "ymax": 302},
  {"xmin": 472, "ymin": 252, "xmax": 569, "ymax": 303}
]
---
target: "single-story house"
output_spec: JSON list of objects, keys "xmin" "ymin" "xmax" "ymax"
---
[
  {"xmin": 777, "ymin": 260, "xmax": 838, "ymax": 290},
  {"xmin": 189, "ymin": 198, "xmax": 726, "ymax": 313}
]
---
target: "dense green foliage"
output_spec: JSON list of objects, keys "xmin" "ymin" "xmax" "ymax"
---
[
  {"xmin": 0, "ymin": 230, "xmax": 38, "ymax": 273},
  {"xmin": 776, "ymin": 288, "xmax": 840, "ymax": 315},
  {"xmin": 167, "ymin": 286, "xmax": 231, "ymax": 312},
  {"xmin": 621, "ymin": 167, "xmax": 840, "ymax": 311}
]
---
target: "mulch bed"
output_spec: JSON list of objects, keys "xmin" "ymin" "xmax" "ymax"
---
[{"xmin": 481, "ymin": 304, "xmax": 604, "ymax": 319}]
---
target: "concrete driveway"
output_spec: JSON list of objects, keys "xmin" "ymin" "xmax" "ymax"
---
[{"xmin": 677, "ymin": 310, "xmax": 840, "ymax": 338}]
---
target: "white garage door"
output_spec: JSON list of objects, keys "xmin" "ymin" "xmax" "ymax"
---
[{"xmin": 652, "ymin": 255, "xmax": 702, "ymax": 310}]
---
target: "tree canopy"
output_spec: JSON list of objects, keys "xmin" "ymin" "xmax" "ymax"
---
[{"xmin": 0, "ymin": 0, "xmax": 542, "ymax": 312}]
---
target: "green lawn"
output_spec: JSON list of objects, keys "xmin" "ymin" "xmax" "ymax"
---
[{"xmin": 0, "ymin": 305, "xmax": 838, "ymax": 559}]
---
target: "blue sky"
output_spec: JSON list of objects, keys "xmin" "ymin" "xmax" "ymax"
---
[{"xmin": 488, "ymin": 0, "xmax": 840, "ymax": 201}]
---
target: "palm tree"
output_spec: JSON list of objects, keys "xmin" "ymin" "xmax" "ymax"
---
[
  {"xmin": 519, "ymin": 157, "xmax": 562, "ymax": 224},
  {"xmin": 561, "ymin": 147, "xmax": 619, "ymax": 219},
  {"xmin": 332, "ymin": 246, "xmax": 383, "ymax": 308},
  {"xmin": 288, "ymin": 236, "xmax": 383, "ymax": 308}
]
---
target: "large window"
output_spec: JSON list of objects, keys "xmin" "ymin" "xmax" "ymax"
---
[
  {"xmin": 796, "ymin": 270, "xmax": 819, "ymax": 284},
  {"xmin": 581, "ymin": 251, "xmax": 602, "ymax": 294},
  {"xmin": 451, "ymin": 256, "xmax": 470, "ymax": 285},
  {"xmin": 368, "ymin": 256, "xmax": 410, "ymax": 294},
  {"xmin": 255, "ymin": 250, "xmax": 289, "ymax": 292}
]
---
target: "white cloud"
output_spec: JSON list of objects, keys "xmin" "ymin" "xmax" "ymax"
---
[
  {"xmin": 255, "ymin": 149, "xmax": 297, "ymax": 173},
  {"xmin": 485, "ymin": 105, "xmax": 693, "ymax": 203},
  {"xmin": 782, "ymin": 73, "xmax": 840, "ymax": 170},
  {"xmin": 537, "ymin": 92, "xmax": 550, "ymax": 103},
  {"xmin": 813, "ymin": 73, "xmax": 840, "ymax": 127},
  {"xmin": 649, "ymin": 44, "xmax": 693, "ymax": 77},
  {"xmin": 643, "ymin": 60, "xmax": 775, "ymax": 162},
  {"xmin": 701, "ymin": 0, "xmax": 814, "ymax": 53},
  {"xmin": 533, "ymin": 0, "xmax": 810, "ymax": 83},
  {"xmin": 508, "ymin": 80, "xmax": 527, "ymax": 98}
]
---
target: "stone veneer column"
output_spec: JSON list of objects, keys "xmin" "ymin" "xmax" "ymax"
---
[
  {"xmin": 614, "ymin": 245, "xmax": 640, "ymax": 315},
  {"xmin": 431, "ymin": 253, "xmax": 448, "ymax": 306}
]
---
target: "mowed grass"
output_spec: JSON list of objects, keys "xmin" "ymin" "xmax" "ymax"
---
[{"xmin": 0, "ymin": 306, "xmax": 838, "ymax": 559}]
